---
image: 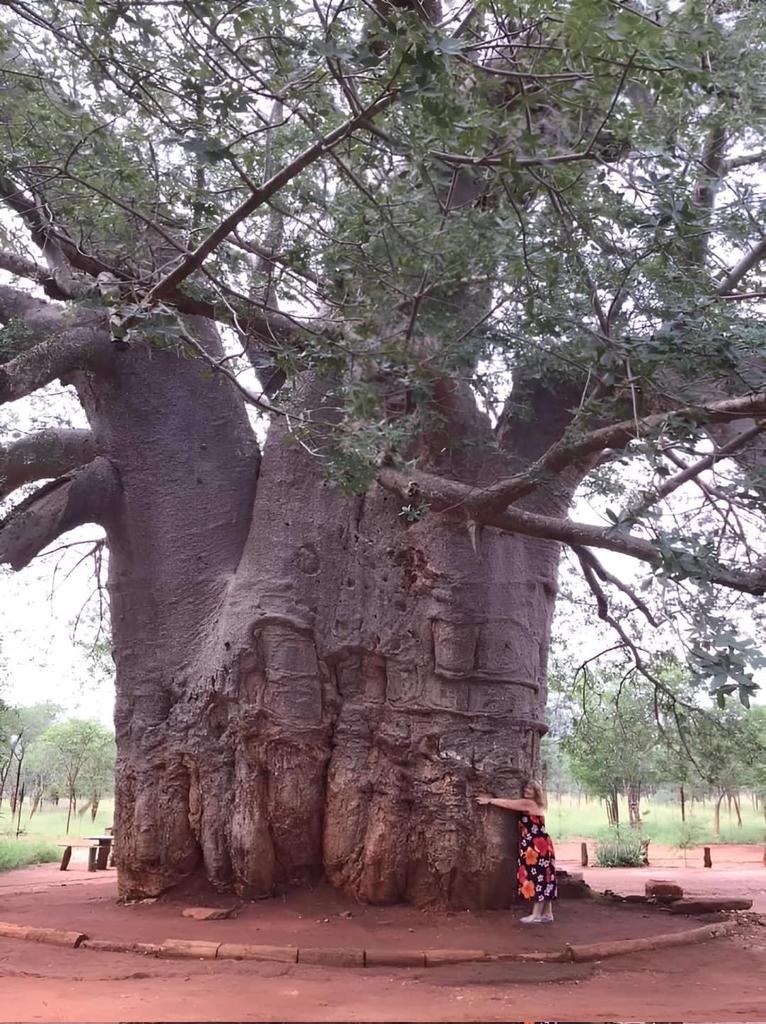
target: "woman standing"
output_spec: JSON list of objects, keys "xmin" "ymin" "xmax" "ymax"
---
[{"xmin": 477, "ymin": 780, "xmax": 557, "ymax": 924}]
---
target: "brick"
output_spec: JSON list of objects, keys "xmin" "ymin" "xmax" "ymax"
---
[
  {"xmin": 218, "ymin": 943, "xmax": 297, "ymax": 963},
  {"xmin": 364, "ymin": 949, "xmax": 426, "ymax": 968},
  {"xmin": 645, "ymin": 880, "xmax": 683, "ymax": 901},
  {"xmin": 181, "ymin": 906, "xmax": 233, "ymax": 921},
  {"xmin": 83, "ymin": 939, "xmax": 162, "ymax": 956},
  {"xmin": 0, "ymin": 922, "xmax": 87, "ymax": 947},
  {"xmin": 491, "ymin": 949, "xmax": 571, "ymax": 963},
  {"xmin": 668, "ymin": 898, "xmax": 752, "ymax": 914},
  {"xmin": 424, "ymin": 948, "xmax": 489, "ymax": 966},
  {"xmin": 298, "ymin": 946, "xmax": 364, "ymax": 967},
  {"xmin": 160, "ymin": 939, "xmax": 220, "ymax": 959}
]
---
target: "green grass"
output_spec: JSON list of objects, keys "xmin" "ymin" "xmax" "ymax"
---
[
  {"xmin": 0, "ymin": 799, "xmax": 115, "ymax": 873},
  {"xmin": 0, "ymin": 839, "xmax": 59, "ymax": 872},
  {"xmin": 547, "ymin": 793, "xmax": 766, "ymax": 846},
  {"xmin": 0, "ymin": 799, "xmax": 115, "ymax": 842}
]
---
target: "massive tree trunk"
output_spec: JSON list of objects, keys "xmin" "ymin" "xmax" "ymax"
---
[{"xmin": 75, "ymin": 329, "xmax": 562, "ymax": 909}]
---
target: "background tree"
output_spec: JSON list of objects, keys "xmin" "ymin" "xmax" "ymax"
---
[
  {"xmin": 563, "ymin": 666, "xmax": 663, "ymax": 827},
  {"xmin": 686, "ymin": 705, "xmax": 766, "ymax": 836},
  {"xmin": 39, "ymin": 719, "xmax": 115, "ymax": 834},
  {"xmin": 0, "ymin": 0, "xmax": 764, "ymax": 906}
]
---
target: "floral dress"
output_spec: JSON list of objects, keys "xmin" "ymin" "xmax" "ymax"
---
[{"xmin": 517, "ymin": 813, "xmax": 557, "ymax": 902}]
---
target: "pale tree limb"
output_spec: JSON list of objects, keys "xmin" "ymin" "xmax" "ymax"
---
[
  {"xmin": 0, "ymin": 457, "xmax": 120, "ymax": 570},
  {"xmin": 715, "ymin": 237, "xmax": 766, "ymax": 296},
  {"xmin": 0, "ymin": 428, "xmax": 97, "ymax": 501},
  {"xmin": 0, "ymin": 323, "xmax": 113, "ymax": 404},
  {"xmin": 571, "ymin": 547, "xmax": 706, "ymax": 763},
  {"xmin": 723, "ymin": 150, "xmax": 766, "ymax": 172},
  {"xmin": 377, "ymin": 466, "xmax": 766, "ymax": 595}
]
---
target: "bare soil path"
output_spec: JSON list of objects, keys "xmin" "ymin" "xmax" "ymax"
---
[{"xmin": 0, "ymin": 848, "xmax": 763, "ymax": 1022}]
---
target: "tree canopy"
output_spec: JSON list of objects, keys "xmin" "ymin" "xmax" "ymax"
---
[{"xmin": 1, "ymin": 0, "xmax": 765, "ymax": 702}]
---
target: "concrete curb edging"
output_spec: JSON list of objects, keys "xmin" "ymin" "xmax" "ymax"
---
[
  {"xmin": 0, "ymin": 921, "xmax": 87, "ymax": 948},
  {"xmin": 0, "ymin": 917, "xmax": 737, "ymax": 967},
  {"xmin": 565, "ymin": 920, "xmax": 736, "ymax": 963}
]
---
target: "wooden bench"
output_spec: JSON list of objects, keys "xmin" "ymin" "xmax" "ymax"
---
[{"xmin": 57, "ymin": 841, "xmax": 99, "ymax": 872}]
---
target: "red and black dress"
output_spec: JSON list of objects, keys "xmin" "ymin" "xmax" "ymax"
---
[{"xmin": 517, "ymin": 813, "xmax": 557, "ymax": 902}]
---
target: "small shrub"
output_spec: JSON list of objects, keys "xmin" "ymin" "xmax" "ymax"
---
[
  {"xmin": 674, "ymin": 821, "xmax": 704, "ymax": 864},
  {"xmin": 595, "ymin": 829, "xmax": 650, "ymax": 867}
]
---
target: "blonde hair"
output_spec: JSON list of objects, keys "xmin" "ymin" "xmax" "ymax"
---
[{"xmin": 523, "ymin": 779, "xmax": 547, "ymax": 809}]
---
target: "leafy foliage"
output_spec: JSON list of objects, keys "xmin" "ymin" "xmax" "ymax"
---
[
  {"xmin": 594, "ymin": 829, "xmax": 648, "ymax": 868},
  {"xmin": 1, "ymin": 0, "xmax": 765, "ymax": 698}
]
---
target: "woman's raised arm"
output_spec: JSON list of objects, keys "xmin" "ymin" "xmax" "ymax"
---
[{"xmin": 476, "ymin": 796, "xmax": 539, "ymax": 813}]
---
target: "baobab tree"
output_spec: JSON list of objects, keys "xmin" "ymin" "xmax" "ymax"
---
[{"xmin": 0, "ymin": 0, "xmax": 764, "ymax": 907}]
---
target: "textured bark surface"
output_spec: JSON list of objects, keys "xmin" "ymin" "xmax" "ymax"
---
[{"xmin": 73, "ymin": 328, "xmax": 565, "ymax": 910}]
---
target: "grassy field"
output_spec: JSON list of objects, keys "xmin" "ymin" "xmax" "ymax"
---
[
  {"xmin": 547, "ymin": 793, "xmax": 766, "ymax": 846},
  {"xmin": 1, "ymin": 794, "xmax": 763, "ymax": 874},
  {"xmin": 0, "ymin": 799, "xmax": 115, "ymax": 872},
  {"xmin": 0, "ymin": 839, "xmax": 60, "ymax": 872}
]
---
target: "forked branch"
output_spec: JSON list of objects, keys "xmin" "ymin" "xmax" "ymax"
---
[{"xmin": 0, "ymin": 429, "xmax": 97, "ymax": 501}]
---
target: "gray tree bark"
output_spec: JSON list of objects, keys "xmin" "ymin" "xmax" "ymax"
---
[{"xmin": 60, "ymin": 321, "xmax": 565, "ymax": 908}]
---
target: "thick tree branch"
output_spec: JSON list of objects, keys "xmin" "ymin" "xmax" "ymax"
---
[
  {"xmin": 0, "ymin": 457, "xmax": 120, "ymax": 570},
  {"xmin": 480, "ymin": 391, "xmax": 766, "ymax": 511},
  {"xmin": 622, "ymin": 423, "xmax": 765, "ymax": 522},
  {"xmin": 377, "ymin": 467, "xmax": 766, "ymax": 595},
  {"xmin": 0, "ymin": 428, "xmax": 97, "ymax": 501}
]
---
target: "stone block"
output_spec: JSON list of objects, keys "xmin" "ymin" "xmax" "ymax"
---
[
  {"xmin": 668, "ymin": 897, "xmax": 752, "ymax": 914},
  {"xmin": 181, "ymin": 906, "xmax": 233, "ymax": 921},
  {"xmin": 364, "ymin": 949, "xmax": 426, "ymax": 967},
  {"xmin": 559, "ymin": 874, "xmax": 591, "ymax": 899},
  {"xmin": 645, "ymin": 879, "xmax": 683, "ymax": 901},
  {"xmin": 0, "ymin": 922, "xmax": 87, "ymax": 947},
  {"xmin": 424, "ymin": 948, "xmax": 489, "ymax": 966},
  {"xmin": 298, "ymin": 946, "xmax": 364, "ymax": 967},
  {"xmin": 218, "ymin": 943, "xmax": 297, "ymax": 963},
  {"xmin": 160, "ymin": 939, "xmax": 220, "ymax": 959}
]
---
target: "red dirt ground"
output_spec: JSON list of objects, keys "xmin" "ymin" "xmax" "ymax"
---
[{"xmin": 0, "ymin": 847, "xmax": 764, "ymax": 1022}]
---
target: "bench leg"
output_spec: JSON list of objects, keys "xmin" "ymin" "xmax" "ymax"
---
[
  {"xmin": 88, "ymin": 847, "xmax": 97, "ymax": 872},
  {"xmin": 60, "ymin": 847, "xmax": 72, "ymax": 871},
  {"xmin": 96, "ymin": 844, "xmax": 109, "ymax": 870}
]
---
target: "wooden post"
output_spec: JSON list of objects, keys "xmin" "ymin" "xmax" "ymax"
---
[
  {"xmin": 59, "ymin": 847, "xmax": 72, "ymax": 871},
  {"xmin": 96, "ymin": 842, "xmax": 110, "ymax": 871},
  {"xmin": 703, "ymin": 846, "xmax": 712, "ymax": 868},
  {"xmin": 580, "ymin": 842, "xmax": 588, "ymax": 867}
]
